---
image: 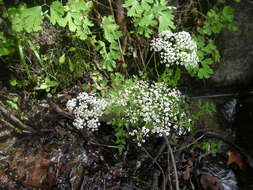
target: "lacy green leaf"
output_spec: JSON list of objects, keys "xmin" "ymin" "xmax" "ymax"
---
[
  {"xmin": 102, "ymin": 16, "xmax": 122, "ymax": 43},
  {"xmin": 21, "ymin": 6, "xmax": 43, "ymax": 32},
  {"xmin": 222, "ymin": 6, "xmax": 234, "ymax": 22},
  {"xmin": 0, "ymin": 32, "xmax": 15, "ymax": 56},
  {"xmin": 123, "ymin": 0, "xmax": 142, "ymax": 17},
  {"xmin": 158, "ymin": 11, "xmax": 175, "ymax": 32},
  {"xmin": 8, "ymin": 6, "xmax": 43, "ymax": 33},
  {"xmin": 50, "ymin": 1, "xmax": 65, "ymax": 26},
  {"xmin": 64, "ymin": 0, "xmax": 93, "ymax": 40}
]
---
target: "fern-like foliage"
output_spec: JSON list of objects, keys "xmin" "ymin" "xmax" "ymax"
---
[
  {"xmin": 123, "ymin": 0, "xmax": 176, "ymax": 38},
  {"xmin": 189, "ymin": 6, "xmax": 237, "ymax": 79},
  {"xmin": 50, "ymin": 0, "xmax": 93, "ymax": 40},
  {"xmin": 0, "ymin": 32, "xmax": 15, "ymax": 56},
  {"xmin": 198, "ymin": 6, "xmax": 236, "ymax": 36},
  {"xmin": 96, "ymin": 16, "xmax": 122, "ymax": 72},
  {"xmin": 50, "ymin": 1, "xmax": 65, "ymax": 26},
  {"xmin": 7, "ymin": 0, "xmax": 93, "ymax": 40},
  {"xmin": 8, "ymin": 5, "xmax": 43, "ymax": 33}
]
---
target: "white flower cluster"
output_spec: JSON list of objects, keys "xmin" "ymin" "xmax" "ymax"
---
[
  {"xmin": 66, "ymin": 92, "xmax": 109, "ymax": 131},
  {"xmin": 66, "ymin": 81, "xmax": 192, "ymax": 145},
  {"xmin": 118, "ymin": 81, "xmax": 191, "ymax": 145},
  {"xmin": 150, "ymin": 30, "xmax": 199, "ymax": 68}
]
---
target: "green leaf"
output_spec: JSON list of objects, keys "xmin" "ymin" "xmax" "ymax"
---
[
  {"xmin": 158, "ymin": 11, "xmax": 175, "ymax": 32},
  {"xmin": 124, "ymin": 0, "xmax": 176, "ymax": 37},
  {"xmin": 123, "ymin": 0, "xmax": 142, "ymax": 17},
  {"xmin": 21, "ymin": 6, "xmax": 43, "ymax": 32},
  {"xmin": 35, "ymin": 77, "xmax": 58, "ymax": 92},
  {"xmin": 8, "ymin": 7, "xmax": 23, "ymax": 32},
  {"xmin": 140, "ymin": 0, "xmax": 153, "ymax": 11},
  {"xmin": 50, "ymin": 1, "xmax": 65, "ymax": 26},
  {"xmin": 222, "ymin": 6, "xmax": 234, "ymax": 22},
  {"xmin": 202, "ymin": 58, "xmax": 212, "ymax": 66},
  {"xmin": 10, "ymin": 78, "xmax": 17, "ymax": 86},
  {"xmin": 50, "ymin": 0, "xmax": 93, "ymax": 40},
  {"xmin": 59, "ymin": 53, "xmax": 65, "ymax": 64},
  {"xmin": 9, "ymin": 6, "xmax": 43, "ymax": 33},
  {"xmin": 136, "ymin": 14, "xmax": 156, "ymax": 27},
  {"xmin": 64, "ymin": 0, "xmax": 93, "ymax": 40},
  {"xmin": 0, "ymin": 32, "xmax": 15, "ymax": 56},
  {"xmin": 64, "ymin": 13, "xmax": 74, "ymax": 31},
  {"xmin": 102, "ymin": 16, "xmax": 122, "ymax": 43},
  {"xmin": 9, "ymin": 77, "xmax": 28, "ymax": 88},
  {"xmin": 99, "ymin": 16, "xmax": 122, "ymax": 72},
  {"xmin": 27, "ymin": 40, "xmax": 42, "ymax": 65},
  {"xmin": 68, "ymin": 58, "xmax": 74, "ymax": 72},
  {"xmin": 6, "ymin": 99, "xmax": 19, "ymax": 110},
  {"xmin": 197, "ymin": 64, "xmax": 213, "ymax": 79}
]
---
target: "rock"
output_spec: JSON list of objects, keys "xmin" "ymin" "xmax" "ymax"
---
[
  {"xmin": 211, "ymin": 0, "xmax": 253, "ymax": 86},
  {"xmin": 222, "ymin": 98, "xmax": 237, "ymax": 122},
  {"xmin": 235, "ymin": 96, "xmax": 253, "ymax": 158}
]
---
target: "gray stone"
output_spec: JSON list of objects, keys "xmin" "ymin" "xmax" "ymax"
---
[{"xmin": 211, "ymin": 0, "xmax": 253, "ymax": 86}]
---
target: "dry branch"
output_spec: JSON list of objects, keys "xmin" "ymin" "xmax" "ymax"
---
[
  {"xmin": 163, "ymin": 134, "xmax": 180, "ymax": 190},
  {"xmin": 0, "ymin": 101, "xmax": 35, "ymax": 133}
]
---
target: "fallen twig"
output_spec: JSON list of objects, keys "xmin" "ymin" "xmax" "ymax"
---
[
  {"xmin": 152, "ymin": 142, "xmax": 166, "ymax": 166},
  {"xmin": 0, "ymin": 101, "xmax": 35, "ymax": 133},
  {"xmin": 142, "ymin": 147, "xmax": 166, "ymax": 190},
  {"xmin": 89, "ymin": 141, "xmax": 118, "ymax": 149},
  {"xmin": 166, "ymin": 145, "xmax": 173, "ymax": 190},
  {"xmin": 46, "ymin": 95, "xmax": 74, "ymax": 120},
  {"xmin": 163, "ymin": 134, "xmax": 180, "ymax": 190},
  {"xmin": 176, "ymin": 134, "xmax": 204, "ymax": 153},
  {"xmin": 0, "ymin": 118, "xmax": 23, "ymax": 134},
  {"xmin": 151, "ymin": 169, "xmax": 160, "ymax": 190}
]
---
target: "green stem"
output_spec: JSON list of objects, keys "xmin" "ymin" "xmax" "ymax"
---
[{"xmin": 18, "ymin": 40, "xmax": 31, "ymax": 78}]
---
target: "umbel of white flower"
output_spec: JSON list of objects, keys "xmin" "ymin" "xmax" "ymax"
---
[
  {"xmin": 116, "ymin": 81, "xmax": 192, "ymax": 145},
  {"xmin": 150, "ymin": 30, "xmax": 199, "ymax": 68},
  {"xmin": 66, "ymin": 92, "xmax": 109, "ymax": 131},
  {"xmin": 66, "ymin": 81, "xmax": 192, "ymax": 145}
]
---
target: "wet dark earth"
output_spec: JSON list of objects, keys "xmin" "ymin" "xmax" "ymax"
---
[{"xmin": 0, "ymin": 89, "xmax": 253, "ymax": 190}]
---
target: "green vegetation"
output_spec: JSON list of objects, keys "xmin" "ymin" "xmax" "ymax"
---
[
  {"xmin": 123, "ymin": 0, "xmax": 176, "ymax": 37},
  {"xmin": 192, "ymin": 5, "xmax": 238, "ymax": 78},
  {"xmin": 200, "ymin": 141, "xmax": 223, "ymax": 155},
  {"xmin": 0, "ymin": 0, "xmax": 240, "ymax": 152}
]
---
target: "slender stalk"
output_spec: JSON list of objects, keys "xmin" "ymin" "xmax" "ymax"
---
[
  {"xmin": 142, "ymin": 147, "xmax": 166, "ymax": 190},
  {"xmin": 163, "ymin": 134, "xmax": 180, "ymax": 190}
]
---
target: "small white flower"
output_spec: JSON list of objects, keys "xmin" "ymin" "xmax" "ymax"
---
[
  {"xmin": 67, "ymin": 80, "xmax": 192, "ymax": 146},
  {"xmin": 150, "ymin": 30, "xmax": 199, "ymax": 68}
]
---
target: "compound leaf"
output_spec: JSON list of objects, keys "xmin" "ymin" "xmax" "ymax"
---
[
  {"xmin": 9, "ymin": 6, "xmax": 43, "ymax": 33},
  {"xmin": 102, "ymin": 16, "xmax": 122, "ymax": 43},
  {"xmin": 50, "ymin": 1, "xmax": 65, "ymax": 26},
  {"xmin": 21, "ymin": 6, "xmax": 43, "ymax": 32},
  {"xmin": 158, "ymin": 11, "xmax": 175, "ymax": 32}
]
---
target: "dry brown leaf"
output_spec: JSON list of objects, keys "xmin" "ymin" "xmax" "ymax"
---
[
  {"xmin": 182, "ymin": 166, "xmax": 192, "ymax": 180},
  {"xmin": 182, "ymin": 160, "xmax": 193, "ymax": 180},
  {"xmin": 200, "ymin": 174, "xmax": 221, "ymax": 190},
  {"xmin": 22, "ymin": 149, "xmax": 51, "ymax": 188},
  {"xmin": 227, "ymin": 151, "xmax": 244, "ymax": 169}
]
